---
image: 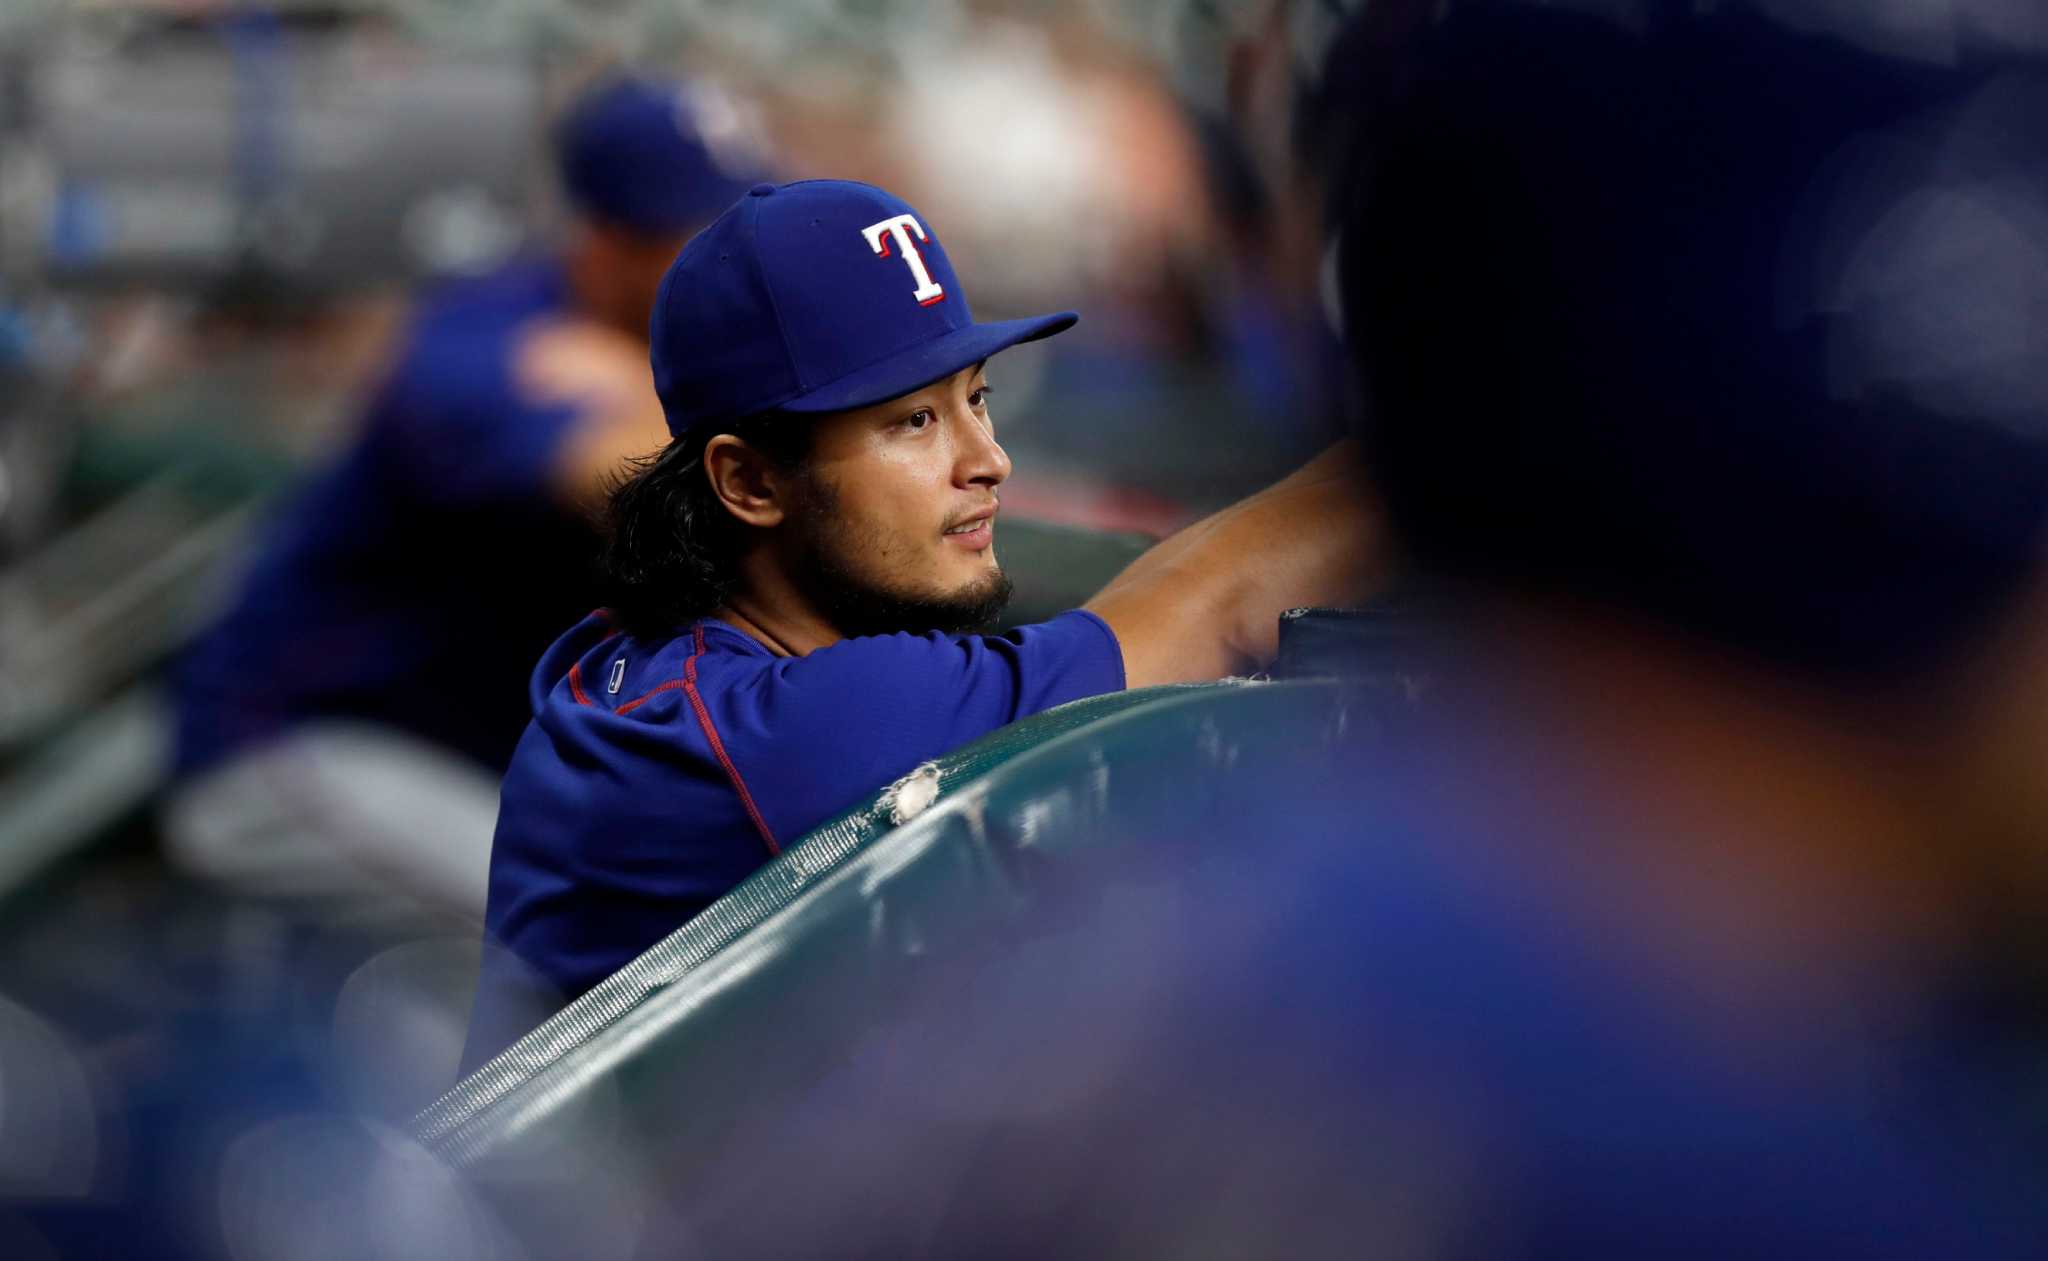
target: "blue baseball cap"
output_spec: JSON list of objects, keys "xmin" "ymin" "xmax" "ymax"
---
[
  {"xmin": 556, "ymin": 77, "xmax": 758, "ymax": 237},
  {"xmin": 650, "ymin": 180, "xmax": 1078, "ymax": 438}
]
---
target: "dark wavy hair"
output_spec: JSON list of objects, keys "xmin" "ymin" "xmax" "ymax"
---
[{"xmin": 597, "ymin": 413, "xmax": 814, "ymax": 638}]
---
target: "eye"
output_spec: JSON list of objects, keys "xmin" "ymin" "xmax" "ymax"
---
[
  {"xmin": 969, "ymin": 384, "xmax": 993, "ymax": 410},
  {"xmin": 901, "ymin": 408, "xmax": 936, "ymax": 432}
]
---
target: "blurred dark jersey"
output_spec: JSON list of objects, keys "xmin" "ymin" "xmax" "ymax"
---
[{"xmin": 172, "ymin": 257, "xmax": 595, "ymax": 778}]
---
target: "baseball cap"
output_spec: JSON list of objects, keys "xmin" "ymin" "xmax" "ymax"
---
[
  {"xmin": 556, "ymin": 77, "xmax": 759, "ymax": 237},
  {"xmin": 650, "ymin": 180, "xmax": 1078, "ymax": 438}
]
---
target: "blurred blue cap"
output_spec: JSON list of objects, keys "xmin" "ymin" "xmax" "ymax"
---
[
  {"xmin": 556, "ymin": 77, "xmax": 758, "ymax": 237},
  {"xmin": 651, "ymin": 179, "xmax": 1078, "ymax": 438}
]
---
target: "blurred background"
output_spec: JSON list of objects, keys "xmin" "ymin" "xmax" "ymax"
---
[{"xmin": 0, "ymin": 1, "xmax": 1346, "ymax": 1256}]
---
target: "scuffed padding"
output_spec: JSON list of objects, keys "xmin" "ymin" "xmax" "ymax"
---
[{"xmin": 411, "ymin": 681, "xmax": 1243, "ymax": 1153}]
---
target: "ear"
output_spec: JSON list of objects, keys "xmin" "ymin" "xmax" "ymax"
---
[{"xmin": 702, "ymin": 434, "xmax": 791, "ymax": 529}]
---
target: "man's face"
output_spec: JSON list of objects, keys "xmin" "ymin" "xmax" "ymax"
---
[{"xmin": 780, "ymin": 362, "xmax": 1014, "ymax": 638}]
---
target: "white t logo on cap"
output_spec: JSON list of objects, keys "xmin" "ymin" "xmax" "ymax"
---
[{"xmin": 862, "ymin": 214, "xmax": 946, "ymax": 307}]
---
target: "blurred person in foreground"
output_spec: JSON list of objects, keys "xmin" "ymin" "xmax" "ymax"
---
[
  {"xmin": 163, "ymin": 77, "xmax": 755, "ymax": 920},
  {"xmin": 606, "ymin": 3, "xmax": 2048, "ymax": 1254},
  {"xmin": 462, "ymin": 178, "xmax": 1378, "ymax": 1068}
]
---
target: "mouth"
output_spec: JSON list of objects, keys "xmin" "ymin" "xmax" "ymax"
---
[{"xmin": 942, "ymin": 506, "xmax": 998, "ymax": 551}]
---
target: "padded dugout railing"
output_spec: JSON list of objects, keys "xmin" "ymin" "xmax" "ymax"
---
[
  {"xmin": 413, "ymin": 680, "xmax": 1249, "ymax": 1154},
  {"xmin": 415, "ymin": 677, "xmax": 1377, "ymax": 1175}
]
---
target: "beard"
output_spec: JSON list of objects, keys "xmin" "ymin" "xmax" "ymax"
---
[{"xmin": 788, "ymin": 478, "xmax": 1015, "ymax": 639}]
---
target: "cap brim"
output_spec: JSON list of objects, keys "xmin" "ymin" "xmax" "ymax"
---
[{"xmin": 774, "ymin": 312, "xmax": 1078, "ymax": 415}]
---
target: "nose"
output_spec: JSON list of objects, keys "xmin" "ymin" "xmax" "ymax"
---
[{"xmin": 953, "ymin": 408, "xmax": 1011, "ymax": 489}]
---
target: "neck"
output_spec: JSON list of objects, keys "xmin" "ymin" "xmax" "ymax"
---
[
  {"xmin": 562, "ymin": 231, "xmax": 647, "ymax": 340},
  {"xmin": 565, "ymin": 273, "xmax": 641, "ymax": 341},
  {"xmin": 714, "ymin": 558, "xmax": 844, "ymax": 657}
]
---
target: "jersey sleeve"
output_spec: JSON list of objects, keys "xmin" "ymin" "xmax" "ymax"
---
[
  {"xmin": 709, "ymin": 610, "xmax": 1126, "ymax": 848},
  {"xmin": 373, "ymin": 322, "xmax": 584, "ymax": 509}
]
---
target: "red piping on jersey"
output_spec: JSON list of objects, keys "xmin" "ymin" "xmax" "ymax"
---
[
  {"xmin": 661, "ymin": 624, "xmax": 780, "ymax": 857},
  {"xmin": 565, "ymin": 623, "xmax": 621, "ymax": 707},
  {"xmin": 615, "ymin": 679, "xmax": 686, "ymax": 715}
]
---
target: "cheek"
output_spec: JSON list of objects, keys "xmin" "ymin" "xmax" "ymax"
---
[
  {"xmin": 874, "ymin": 441, "xmax": 955, "ymax": 493},
  {"xmin": 834, "ymin": 450, "xmax": 954, "ymax": 537},
  {"xmin": 804, "ymin": 480, "xmax": 923, "ymax": 568}
]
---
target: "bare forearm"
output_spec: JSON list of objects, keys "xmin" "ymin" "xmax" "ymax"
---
[
  {"xmin": 1214, "ymin": 465, "xmax": 1381, "ymax": 665},
  {"xmin": 1086, "ymin": 443, "xmax": 1382, "ymax": 686}
]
